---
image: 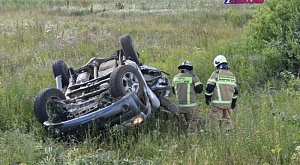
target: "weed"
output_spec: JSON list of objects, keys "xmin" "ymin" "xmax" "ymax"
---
[{"xmin": 0, "ymin": 0, "xmax": 298, "ymax": 164}]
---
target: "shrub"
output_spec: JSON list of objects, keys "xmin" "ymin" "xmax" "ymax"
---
[{"xmin": 246, "ymin": 0, "xmax": 300, "ymax": 77}]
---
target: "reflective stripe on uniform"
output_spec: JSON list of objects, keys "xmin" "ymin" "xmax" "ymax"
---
[
  {"xmin": 187, "ymin": 80, "xmax": 190, "ymax": 104},
  {"xmin": 195, "ymin": 81, "xmax": 202, "ymax": 86},
  {"xmin": 173, "ymin": 77, "xmax": 193, "ymax": 105},
  {"xmin": 208, "ymin": 78, "xmax": 216, "ymax": 83},
  {"xmin": 217, "ymin": 75, "xmax": 236, "ymax": 82},
  {"xmin": 178, "ymin": 103, "xmax": 198, "ymax": 107},
  {"xmin": 211, "ymin": 100, "xmax": 232, "ymax": 104},
  {"xmin": 213, "ymin": 75, "xmax": 236, "ymax": 103},
  {"xmin": 205, "ymin": 92, "xmax": 212, "ymax": 96},
  {"xmin": 216, "ymin": 82, "xmax": 222, "ymax": 101},
  {"xmin": 219, "ymin": 82, "xmax": 236, "ymax": 85}
]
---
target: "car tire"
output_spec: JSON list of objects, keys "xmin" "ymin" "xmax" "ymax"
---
[
  {"xmin": 34, "ymin": 88, "xmax": 66, "ymax": 124},
  {"xmin": 119, "ymin": 34, "xmax": 141, "ymax": 65},
  {"xmin": 52, "ymin": 59, "xmax": 70, "ymax": 88},
  {"xmin": 109, "ymin": 65, "xmax": 144, "ymax": 98}
]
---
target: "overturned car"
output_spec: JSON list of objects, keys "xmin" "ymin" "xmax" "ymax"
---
[{"xmin": 33, "ymin": 34, "xmax": 177, "ymax": 138}]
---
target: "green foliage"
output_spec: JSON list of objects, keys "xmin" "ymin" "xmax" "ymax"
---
[
  {"xmin": 246, "ymin": 0, "xmax": 300, "ymax": 76},
  {"xmin": 0, "ymin": 128, "xmax": 64, "ymax": 165},
  {"xmin": 225, "ymin": 8, "xmax": 253, "ymax": 27},
  {"xmin": 1, "ymin": 0, "xmax": 300, "ymax": 164}
]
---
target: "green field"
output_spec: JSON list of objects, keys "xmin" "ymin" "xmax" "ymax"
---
[{"xmin": 0, "ymin": 0, "xmax": 299, "ymax": 164}]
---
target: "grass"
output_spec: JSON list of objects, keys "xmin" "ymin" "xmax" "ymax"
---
[{"xmin": 0, "ymin": 0, "xmax": 299, "ymax": 164}]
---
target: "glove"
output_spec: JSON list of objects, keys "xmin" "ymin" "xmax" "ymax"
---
[
  {"xmin": 205, "ymin": 94, "xmax": 211, "ymax": 105},
  {"xmin": 231, "ymin": 98, "xmax": 237, "ymax": 109}
]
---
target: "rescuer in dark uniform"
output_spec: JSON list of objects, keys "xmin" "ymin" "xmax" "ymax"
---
[{"xmin": 172, "ymin": 61, "xmax": 203, "ymax": 133}]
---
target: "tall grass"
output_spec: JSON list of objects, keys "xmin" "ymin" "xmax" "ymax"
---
[{"xmin": 0, "ymin": 0, "xmax": 299, "ymax": 164}]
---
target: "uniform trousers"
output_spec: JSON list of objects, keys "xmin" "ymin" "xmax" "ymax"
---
[
  {"xmin": 178, "ymin": 106, "xmax": 200, "ymax": 133},
  {"xmin": 209, "ymin": 105, "xmax": 233, "ymax": 132}
]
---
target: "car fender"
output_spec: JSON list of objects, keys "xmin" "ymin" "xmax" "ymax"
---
[
  {"xmin": 145, "ymin": 85, "xmax": 160, "ymax": 111},
  {"xmin": 43, "ymin": 92, "xmax": 147, "ymax": 137}
]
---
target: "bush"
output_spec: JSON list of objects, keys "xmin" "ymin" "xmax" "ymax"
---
[{"xmin": 246, "ymin": 0, "xmax": 300, "ymax": 77}]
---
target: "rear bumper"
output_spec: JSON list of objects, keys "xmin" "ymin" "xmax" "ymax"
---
[{"xmin": 43, "ymin": 92, "xmax": 147, "ymax": 137}]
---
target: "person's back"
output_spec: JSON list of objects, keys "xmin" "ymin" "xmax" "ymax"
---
[
  {"xmin": 205, "ymin": 55, "xmax": 238, "ymax": 132},
  {"xmin": 209, "ymin": 67, "xmax": 236, "ymax": 109},
  {"xmin": 173, "ymin": 70, "xmax": 200, "ymax": 106},
  {"xmin": 172, "ymin": 60, "xmax": 203, "ymax": 133}
]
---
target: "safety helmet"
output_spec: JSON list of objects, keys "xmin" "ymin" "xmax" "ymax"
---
[
  {"xmin": 178, "ymin": 60, "xmax": 193, "ymax": 71},
  {"xmin": 214, "ymin": 55, "xmax": 227, "ymax": 67}
]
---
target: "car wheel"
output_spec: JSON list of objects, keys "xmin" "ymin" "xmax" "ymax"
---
[
  {"xmin": 52, "ymin": 59, "xmax": 70, "ymax": 88},
  {"xmin": 109, "ymin": 65, "xmax": 144, "ymax": 98},
  {"xmin": 34, "ymin": 88, "xmax": 66, "ymax": 124},
  {"xmin": 119, "ymin": 34, "xmax": 141, "ymax": 65}
]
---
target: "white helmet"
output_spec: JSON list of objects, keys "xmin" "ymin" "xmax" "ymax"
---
[
  {"xmin": 178, "ymin": 60, "xmax": 193, "ymax": 70},
  {"xmin": 214, "ymin": 55, "xmax": 227, "ymax": 67}
]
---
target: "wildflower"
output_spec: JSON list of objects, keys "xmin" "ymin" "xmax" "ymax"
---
[{"xmin": 271, "ymin": 144, "xmax": 282, "ymax": 154}]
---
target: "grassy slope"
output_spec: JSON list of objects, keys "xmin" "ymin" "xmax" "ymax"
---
[{"xmin": 0, "ymin": 0, "xmax": 299, "ymax": 164}]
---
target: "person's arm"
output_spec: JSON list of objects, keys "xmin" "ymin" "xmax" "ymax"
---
[
  {"xmin": 193, "ymin": 76, "xmax": 203, "ymax": 94},
  {"xmin": 205, "ymin": 72, "xmax": 217, "ymax": 105},
  {"xmin": 231, "ymin": 86, "xmax": 238, "ymax": 109},
  {"xmin": 171, "ymin": 77, "xmax": 177, "ymax": 95}
]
